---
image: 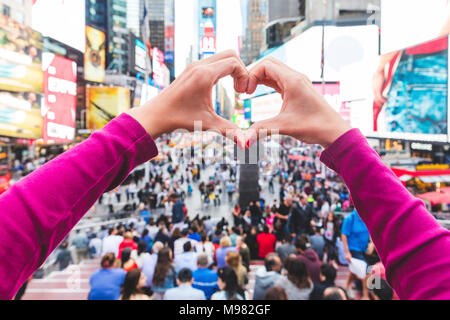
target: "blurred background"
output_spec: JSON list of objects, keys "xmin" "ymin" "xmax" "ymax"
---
[{"xmin": 2, "ymin": 0, "xmax": 450, "ymax": 300}]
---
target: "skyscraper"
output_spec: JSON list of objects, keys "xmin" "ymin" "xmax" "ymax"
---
[
  {"xmin": 147, "ymin": 0, "xmax": 165, "ymax": 52},
  {"xmin": 240, "ymin": 0, "xmax": 268, "ymax": 65},
  {"xmin": 86, "ymin": 0, "xmax": 108, "ymax": 31}
]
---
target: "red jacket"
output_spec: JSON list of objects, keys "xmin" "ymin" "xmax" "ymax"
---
[
  {"xmin": 256, "ymin": 232, "xmax": 276, "ymax": 259},
  {"xmin": 117, "ymin": 239, "xmax": 138, "ymax": 259}
]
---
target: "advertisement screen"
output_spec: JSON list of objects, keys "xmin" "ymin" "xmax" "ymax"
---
[
  {"xmin": 42, "ymin": 53, "xmax": 77, "ymax": 144},
  {"xmin": 85, "ymin": 26, "xmax": 106, "ymax": 83},
  {"xmin": 199, "ymin": 0, "xmax": 217, "ymax": 58},
  {"xmin": 32, "ymin": 0, "xmax": 86, "ymax": 52},
  {"xmin": 0, "ymin": 14, "xmax": 43, "ymax": 93},
  {"xmin": 86, "ymin": 87, "xmax": 130, "ymax": 131},
  {"xmin": 372, "ymin": 36, "xmax": 449, "ymax": 142},
  {"xmin": 0, "ymin": 91, "xmax": 42, "ymax": 139},
  {"xmin": 381, "ymin": 0, "xmax": 450, "ymax": 54}
]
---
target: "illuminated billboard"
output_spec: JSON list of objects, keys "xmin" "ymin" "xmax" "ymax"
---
[
  {"xmin": 86, "ymin": 87, "xmax": 130, "ymax": 131},
  {"xmin": 372, "ymin": 36, "xmax": 449, "ymax": 143},
  {"xmin": 164, "ymin": 0, "xmax": 175, "ymax": 63},
  {"xmin": 85, "ymin": 26, "xmax": 106, "ymax": 83},
  {"xmin": 0, "ymin": 14, "xmax": 43, "ymax": 93},
  {"xmin": 0, "ymin": 91, "xmax": 42, "ymax": 139},
  {"xmin": 199, "ymin": 0, "xmax": 217, "ymax": 58},
  {"xmin": 152, "ymin": 47, "xmax": 165, "ymax": 87},
  {"xmin": 42, "ymin": 53, "xmax": 77, "ymax": 144},
  {"xmin": 32, "ymin": 0, "xmax": 86, "ymax": 52}
]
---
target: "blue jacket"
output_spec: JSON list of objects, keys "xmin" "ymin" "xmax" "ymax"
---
[{"xmin": 192, "ymin": 268, "xmax": 219, "ymax": 300}]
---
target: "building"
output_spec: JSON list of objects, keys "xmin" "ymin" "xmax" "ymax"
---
[
  {"xmin": 0, "ymin": 0, "xmax": 32, "ymax": 25},
  {"xmin": 107, "ymin": 0, "xmax": 129, "ymax": 74},
  {"xmin": 86, "ymin": 0, "xmax": 108, "ymax": 31},
  {"xmin": 147, "ymin": 0, "xmax": 166, "ymax": 52},
  {"xmin": 305, "ymin": 0, "xmax": 380, "ymax": 26},
  {"xmin": 240, "ymin": 0, "xmax": 268, "ymax": 65},
  {"xmin": 127, "ymin": 0, "xmax": 142, "ymax": 38}
]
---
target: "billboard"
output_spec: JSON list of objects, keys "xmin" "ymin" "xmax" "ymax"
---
[
  {"xmin": 152, "ymin": 47, "xmax": 165, "ymax": 87},
  {"xmin": 32, "ymin": 0, "xmax": 86, "ymax": 52},
  {"xmin": 165, "ymin": 0, "xmax": 175, "ymax": 63},
  {"xmin": 372, "ymin": 36, "xmax": 449, "ymax": 142},
  {"xmin": 85, "ymin": 26, "xmax": 106, "ymax": 83},
  {"xmin": 0, "ymin": 91, "xmax": 42, "ymax": 139},
  {"xmin": 199, "ymin": 0, "xmax": 217, "ymax": 58},
  {"xmin": 86, "ymin": 87, "xmax": 130, "ymax": 131},
  {"xmin": 381, "ymin": 0, "xmax": 450, "ymax": 54},
  {"xmin": 0, "ymin": 14, "xmax": 43, "ymax": 93},
  {"xmin": 42, "ymin": 53, "xmax": 77, "ymax": 144},
  {"xmin": 129, "ymin": 34, "xmax": 147, "ymax": 75}
]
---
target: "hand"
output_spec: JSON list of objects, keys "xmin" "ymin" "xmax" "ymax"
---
[
  {"xmin": 245, "ymin": 57, "xmax": 352, "ymax": 149},
  {"xmin": 372, "ymin": 70, "xmax": 387, "ymax": 106},
  {"xmin": 128, "ymin": 50, "xmax": 249, "ymax": 146},
  {"xmin": 345, "ymin": 251, "xmax": 352, "ymax": 263}
]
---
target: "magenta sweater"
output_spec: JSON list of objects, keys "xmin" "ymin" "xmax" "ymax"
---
[
  {"xmin": 1, "ymin": 113, "xmax": 449, "ymax": 299},
  {"xmin": 320, "ymin": 128, "xmax": 450, "ymax": 300}
]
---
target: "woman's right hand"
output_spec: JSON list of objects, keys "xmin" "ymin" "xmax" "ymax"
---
[{"xmin": 245, "ymin": 57, "xmax": 352, "ymax": 149}]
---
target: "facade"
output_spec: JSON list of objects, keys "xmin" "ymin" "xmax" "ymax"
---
[
  {"xmin": 240, "ymin": 0, "xmax": 268, "ymax": 65},
  {"xmin": 127, "ymin": 0, "xmax": 142, "ymax": 38},
  {"xmin": 0, "ymin": 0, "xmax": 32, "ymax": 25}
]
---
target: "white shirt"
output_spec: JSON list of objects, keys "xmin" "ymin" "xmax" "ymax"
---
[
  {"xmin": 174, "ymin": 238, "xmax": 198, "ymax": 256},
  {"xmin": 101, "ymin": 235, "xmax": 123, "ymax": 256}
]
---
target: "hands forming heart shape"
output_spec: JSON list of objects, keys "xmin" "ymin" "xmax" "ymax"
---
[{"xmin": 128, "ymin": 50, "xmax": 351, "ymax": 149}]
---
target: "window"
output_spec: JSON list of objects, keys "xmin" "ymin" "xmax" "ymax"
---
[{"xmin": 2, "ymin": 5, "xmax": 11, "ymax": 17}]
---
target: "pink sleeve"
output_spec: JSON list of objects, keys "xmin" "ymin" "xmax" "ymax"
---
[
  {"xmin": 0, "ymin": 113, "xmax": 158, "ymax": 299},
  {"xmin": 320, "ymin": 128, "xmax": 450, "ymax": 300}
]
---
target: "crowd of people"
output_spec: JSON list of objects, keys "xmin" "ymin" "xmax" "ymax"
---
[{"xmin": 40, "ymin": 136, "xmax": 394, "ymax": 301}]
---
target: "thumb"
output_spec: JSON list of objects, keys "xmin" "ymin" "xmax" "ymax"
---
[
  {"xmin": 209, "ymin": 115, "xmax": 246, "ymax": 150},
  {"xmin": 245, "ymin": 116, "xmax": 282, "ymax": 149}
]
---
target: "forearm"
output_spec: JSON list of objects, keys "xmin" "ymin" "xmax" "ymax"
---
[
  {"xmin": 321, "ymin": 129, "xmax": 450, "ymax": 299},
  {"xmin": 0, "ymin": 113, "xmax": 158, "ymax": 299}
]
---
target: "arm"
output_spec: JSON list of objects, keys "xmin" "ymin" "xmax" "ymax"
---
[
  {"xmin": 246, "ymin": 57, "xmax": 450, "ymax": 300},
  {"xmin": 320, "ymin": 129, "xmax": 450, "ymax": 300}
]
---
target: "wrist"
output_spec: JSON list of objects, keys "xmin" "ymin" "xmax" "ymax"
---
[
  {"xmin": 320, "ymin": 120, "xmax": 352, "ymax": 149},
  {"xmin": 126, "ymin": 98, "xmax": 170, "ymax": 139}
]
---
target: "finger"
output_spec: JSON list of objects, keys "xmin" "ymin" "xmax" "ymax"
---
[
  {"xmin": 207, "ymin": 115, "xmax": 246, "ymax": 149},
  {"xmin": 245, "ymin": 116, "xmax": 283, "ymax": 148},
  {"xmin": 206, "ymin": 57, "xmax": 250, "ymax": 93},
  {"xmin": 198, "ymin": 49, "xmax": 242, "ymax": 67},
  {"xmin": 247, "ymin": 58, "xmax": 286, "ymax": 95}
]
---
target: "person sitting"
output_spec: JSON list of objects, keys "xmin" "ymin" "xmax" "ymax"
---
[
  {"xmin": 263, "ymin": 286, "xmax": 288, "ymax": 300},
  {"xmin": 295, "ymin": 235, "xmax": 321, "ymax": 285},
  {"xmin": 225, "ymin": 251, "xmax": 248, "ymax": 289},
  {"xmin": 211, "ymin": 267, "xmax": 248, "ymax": 300},
  {"xmin": 310, "ymin": 263, "xmax": 343, "ymax": 300},
  {"xmin": 256, "ymin": 225, "xmax": 277, "ymax": 259},
  {"xmin": 174, "ymin": 241, "xmax": 198, "ymax": 273},
  {"xmin": 323, "ymin": 287, "xmax": 348, "ymax": 300},
  {"xmin": 192, "ymin": 253, "xmax": 219, "ymax": 300},
  {"xmin": 253, "ymin": 252, "xmax": 283, "ymax": 300},
  {"xmin": 163, "ymin": 268, "xmax": 206, "ymax": 300},
  {"xmin": 215, "ymin": 236, "xmax": 237, "ymax": 269},
  {"xmin": 88, "ymin": 253, "xmax": 126, "ymax": 300},
  {"xmin": 371, "ymin": 278, "xmax": 394, "ymax": 300},
  {"xmin": 120, "ymin": 269, "xmax": 151, "ymax": 300},
  {"xmin": 276, "ymin": 234, "xmax": 296, "ymax": 263}
]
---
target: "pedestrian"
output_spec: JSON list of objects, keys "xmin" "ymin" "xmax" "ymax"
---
[
  {"xmin": 253, "ymin": 253, "xmax": 283, "ymax": 300},
  {"xmin": 215, "ymin": 236, "xmax": 237, "ymax": 269},
  {"xmin": 71, "ymin": 229, "xmax": 89, "ymax": 264},
  {"xmin": 225, "ymin": 251, "xmax": 248, "ymax": 289},
  {"xmin": 256, "ymin": 225, "xmax": 277, "ymax": 259},
  {"xmin": 55, "ymin": 240, "xmax": 73, "ymax": 271},
  {"xmin": 295, "ymin": 235, "xmax": 322, "ymax": 285},
  {"xmin": 120, "ymin": 247, "xmax": 138, "ymax": 272}
]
